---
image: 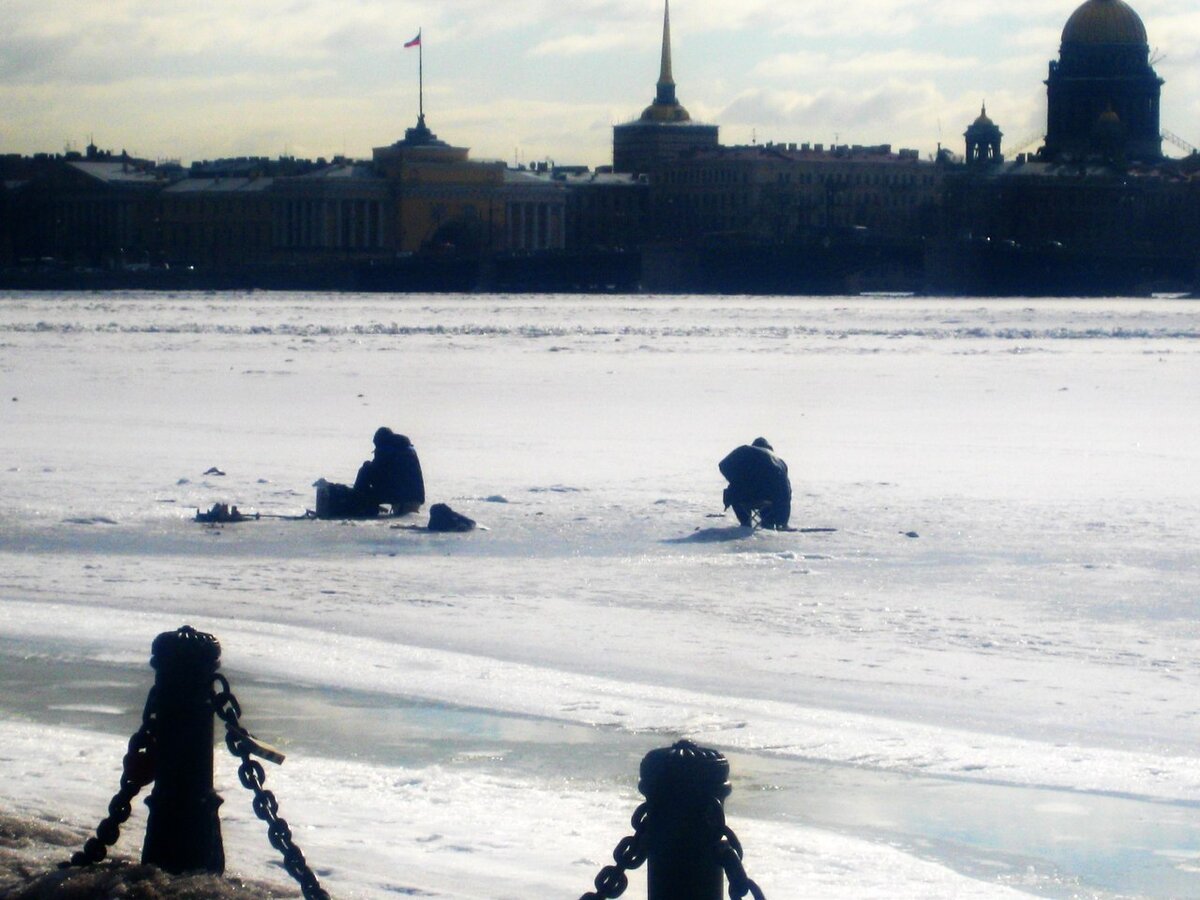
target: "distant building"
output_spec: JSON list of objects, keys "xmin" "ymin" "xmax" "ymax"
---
[
  {"xmin": 945, "ymin": 159, "xmax": 1200, "ymax": 253},
  {"xmin": 500, "ymin": 167, "xmax": 567, "ymax": 252},
  {"xmin": 6, "ymin": 146, "xmax": 177, "ymax": 267},
  {"xmin": 935, "ymin": 157, "xmax": 1200, "ymax": 293},
  {"xmin": 612, "ymin": 1, "xmax": 718, "ymax": 175},
  {"xmin": 7, "ymin": 0, "xmax": 1198, "ymax": 294},
  {"xmin": 931, "ymin": 0, "xmax": 1193, "ymax": 293},
  {"xmin": 530, "ymin": 167, "xmax": 650, "ymax": 251},
  {"xmin": 374, "ymin": 115, "xmax": 565, "ymax": 254},
  {"xmin": 0, "ymin": 178, "xmax": 14, "ymax": 265},
  {"xmin": 270, "ymin": 163, "xmax": 390, "ymax": 260},
  {"xmin": 159, "ymin": 175, "xmax": 275, "ymax": 267},
  {"xmin": 1041, "ymin": 0, "xmax": 1163, "ymax": 163},
  {"xmin": 651, "ymin": 142, "xmax": 941, "ymax": 244}
]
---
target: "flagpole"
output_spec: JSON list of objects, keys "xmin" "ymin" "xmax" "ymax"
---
[{"xmin": 418, "ymin": 28, "xmax": 424, "ymax": 122}]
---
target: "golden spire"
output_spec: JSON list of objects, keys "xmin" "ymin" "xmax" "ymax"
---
[
  {"xmin": 652, "ymin": 0, "xmax": 679, "ymax": 107},
  {"xmin": 658, "ymin": 0, "xmax": 675, "ymax": 88},
  {"xmin": 638, "ymin": 0, "xmax": 691, "ymax": 120}
]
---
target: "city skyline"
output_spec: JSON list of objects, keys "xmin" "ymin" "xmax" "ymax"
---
[{"xmin": 4, "ymin": 0, "xmax": 1200, "ymax": 167}]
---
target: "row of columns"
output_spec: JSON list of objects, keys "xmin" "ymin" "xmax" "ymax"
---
[
  {"xmin": 275, "ymin": 198, "xmax": 386, "ymax": 250},
  {"xmin": 507, "ymin": 201, "xmax": 563, "ymax": 251},
  {"xmin": 274, "ymin": 197, "xmax": 566, "ymax": 253}
]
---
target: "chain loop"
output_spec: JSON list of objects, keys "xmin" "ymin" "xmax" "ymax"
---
[
  {"xmin": 699, "ymin": 796, "xmax": 767, "ymax": 900},
  {"xmin": 579, "ymin": 801, "xmax": 650, "ymax": 900},
  {"xmin": 580, "ymin": 794, "xmax": 766, "ymax": 900},
  {"xmin": 715, "ymin": 818, "xmax": 765, "ymax": 900},
  {"xmin": 211, "ymin": 675, "xmax": 331, "ymax": 900},
  {"xmin": 66, "ymin": 687, "xmax": 158, "ymax": 867},
  {"xmin": 718, "ymin": 833, "xmax": 766, "ymax": 900}
]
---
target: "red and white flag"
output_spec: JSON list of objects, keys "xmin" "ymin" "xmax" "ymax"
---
[{"xmin": 404, "ymin": 31, "xmax": 421, "ymax": 48}]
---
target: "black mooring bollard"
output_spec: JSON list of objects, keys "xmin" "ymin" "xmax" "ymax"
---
[
  {"xmin": 639, "ymin": 739, "xmax": 731, "ymax": 900},
  {"xmin": 141, "ymin": 625, "xmax": 226, "ymax": 875}
]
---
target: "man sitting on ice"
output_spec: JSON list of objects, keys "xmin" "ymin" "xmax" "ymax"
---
[
  {"xmin": 353, "ymin": 427, "xmax": 426, "ymax": 515},
  {"xmin": 718, "ymin": 437, "xmax": 792, "ymax": 529}
]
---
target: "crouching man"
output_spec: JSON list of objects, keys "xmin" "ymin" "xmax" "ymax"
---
[{"xmin": 718, "ymin": 437, "xmax": 791, "ymax": 529}]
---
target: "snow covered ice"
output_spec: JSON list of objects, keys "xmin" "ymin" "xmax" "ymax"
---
[{"xmin": 1, "ymin": 291, "xmax": 1199, "ymax": 898}]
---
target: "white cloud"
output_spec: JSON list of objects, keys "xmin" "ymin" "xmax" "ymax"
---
[
  {"xmin": 754, "ymin": 49, "xmax": 977, "ymax": 81},
  {"xmin": 0, "ymin": 0, "xmax": 1189, "ymax": 166},
  {"xmin": 529, "ymin": 30, "xmax": 653, "ymax": 57}
]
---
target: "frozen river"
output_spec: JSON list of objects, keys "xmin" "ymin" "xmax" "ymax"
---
[{"xmin": 1, "ymin": 291, "xmax": 1199, "ymax": 898}]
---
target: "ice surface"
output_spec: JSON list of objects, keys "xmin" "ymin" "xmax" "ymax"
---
[{"xmin": 1, "ymin": 292, "xmax": 1199, "ymax": 898}]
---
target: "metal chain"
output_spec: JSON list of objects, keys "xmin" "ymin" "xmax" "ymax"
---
[
  {"xmin": 717, "ymin": 827, "xmax": 766, "ymax": 900},
  {"xmin": 581, "ymin": 796, "xmax": 764, "ymax": 900},
  {"xmin": 67, "ymin": 686, "xmax": 158, "ymax": 867},
  {"xmin": 705, "ymin": 797, "xmax": 766, "ymax": 900},
  {"xmin": 211, "ymin": 673, "xmax": 331, "ymax": 900},
  {"xmin": 580, "ymin": 801, "xmax": 650, "ymax": 899}
]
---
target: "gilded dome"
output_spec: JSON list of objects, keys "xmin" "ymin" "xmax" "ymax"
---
[
  {"xmin": 1061, "ymin": 0, "xmax": 1148, "ymax": 45},
  {"xmin": 640, "ymin": 100, "xmax": 692, "ymax": 123}
]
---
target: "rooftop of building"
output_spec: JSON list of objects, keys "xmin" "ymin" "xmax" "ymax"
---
[
  {"xmin": 503, "ymin": 167, "xmax": 568, "ymax": 189},
  {"xmin": 519, "ymin": 164, "xmax": 648, "ymax": 187},
  {"xmin": 67, "ymin": 160, "xmax": 170, "ymax": 185},
  {"xmin": 967, "ymin": 104, "xmax": 1002, "ymax": 133},
  {"xmin": 615, "ymin": 116, "xmax": 717, "ymax": 130},
  {"xmin": 683, "ymin": 142, "xmax": 926, "ymax": 163},
  {"xmin": 373, "ymin": 118, "xmax": 470, "ymax": 166},
  {"xmin": 553, "ymin": 171, "xmax": 648, "ymax": 187},
  {"xmin": 965, "ymin": 155, "xmax": 1200, "ymax": 181},
  {"xmin": 164, "ymin": 176, "xmax": 276, "ymax": 194},
  {"xmin": 189, "ymin": 156, "xmax": 331, "ymax": 178},
  {"xmin": 295, "ymin": 162, "xmax": 380, "ymax": 180},
  {"xmin": 1062, "ymin": 0, "xmax": 1148, "ymax": 45}
]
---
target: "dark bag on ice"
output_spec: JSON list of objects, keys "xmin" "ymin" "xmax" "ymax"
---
[
  {"xmin": 427, "ymin": 503, "xmax": 475, "ymax": 532},
  {"xmin": 314, "ymin": 479, "xmax": 379, "ymax": 519}
]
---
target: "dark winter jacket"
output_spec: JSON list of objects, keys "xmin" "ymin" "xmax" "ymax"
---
[
  {"xmin": 719, "ymin": 444, "xmax": 791, "ymax": 526},
  {"xmin": 356, "ymin": 433, "xmax": 425, "ymax": 512}
]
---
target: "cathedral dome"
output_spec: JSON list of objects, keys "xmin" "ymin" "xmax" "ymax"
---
[{"xmin": 1061, "ymin": 0, "xmax": 1148, "ymax": 45}]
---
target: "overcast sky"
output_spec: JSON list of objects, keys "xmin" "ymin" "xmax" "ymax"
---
[{"xmin": 3, "ymin": 0, "xmax": 1200, "ymax": 167}]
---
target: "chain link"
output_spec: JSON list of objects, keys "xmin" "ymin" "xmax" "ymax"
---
[
  {"xmin": 67, "ymin": 687, "xmax": 158, "ymax": 867},
  {"xmin": 212, "ymin": 673, "xmax": 331, "ymax": 900},
  {"xmin": 705, "ymin": 797, "xmax": 766, "ymax": 900},
  {"xmin": 718, "ymin": 828, "xmax": 765, "ymax": 900},
  {"xmin": 580, "ymin": 801, "xmax": 650, "ymax": 899},
  {"xmin": 581, "ymin": 795, "xmax": 765, "ymax": 900}
]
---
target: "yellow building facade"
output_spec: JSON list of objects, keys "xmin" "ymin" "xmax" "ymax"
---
[{"xmin": 373, "ymin": 118, "xmax": 563, "ymax": 255}]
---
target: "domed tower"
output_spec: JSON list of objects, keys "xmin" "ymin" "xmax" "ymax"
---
[
  {"xmin": 964, "ymin": 103, "xmax": 1003, "ymax": 165},
  {"xmin": 612, "ymin": 1, "xmax": 718, "ymax": 174},
  {"xmin": 1042, "ymin": 0, "xmax": 1163, "ymax": 162},
  {"xmin": 640, "ymin": 0, "xmax": 690, "ymax": 124}
]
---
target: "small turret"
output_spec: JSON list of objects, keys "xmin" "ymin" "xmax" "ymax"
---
[{"xmin": 964, "ymin": 102, "xmax": 1003, "ymax": 166}]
